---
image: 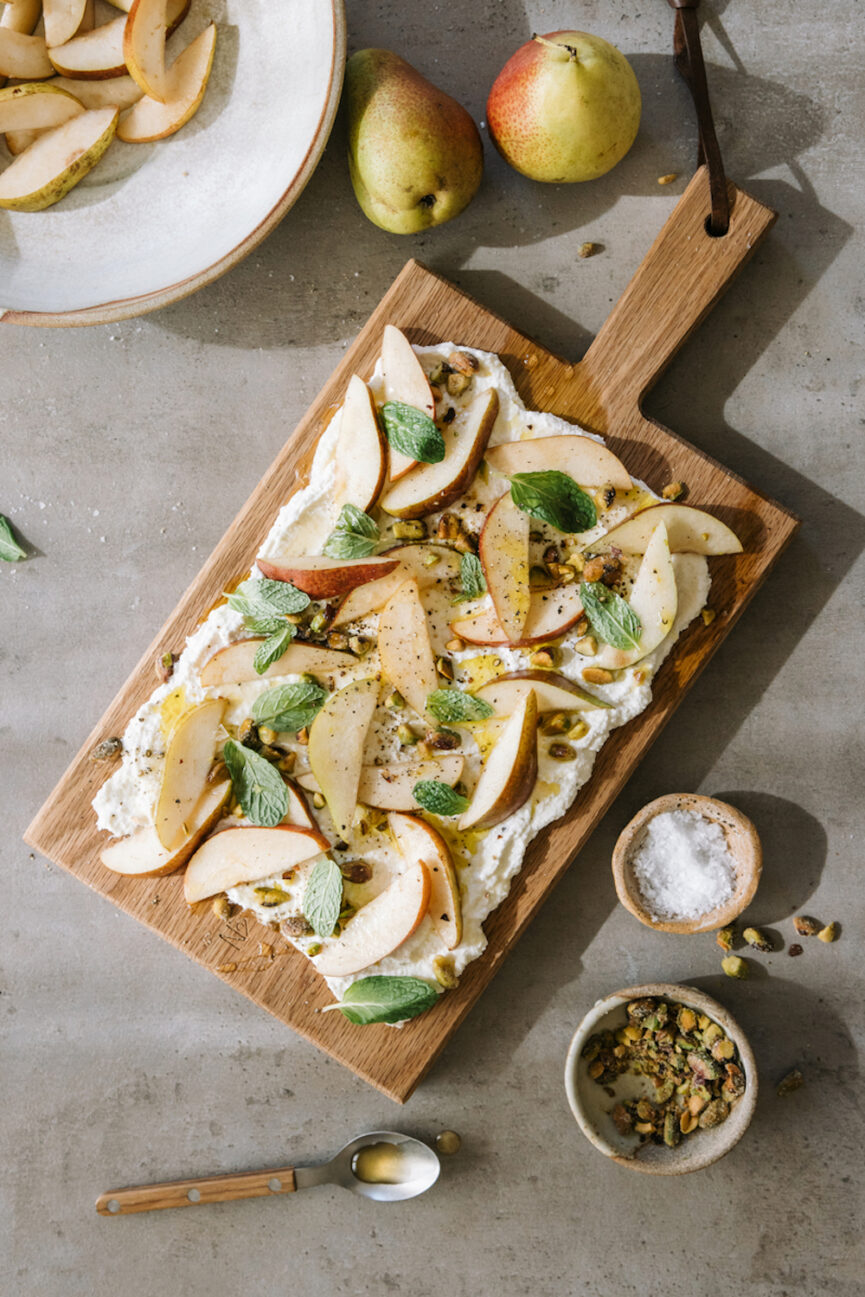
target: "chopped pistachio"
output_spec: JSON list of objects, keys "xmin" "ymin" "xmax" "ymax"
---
[
  {"xmin": 397, "ymin": 723, "xmax": 419, "ymax": 746},
  {"xmin": 309, "ymin": 611, "xmax": 328, "ymax": 634},
  {"xmin": 385, "ymin": 690, "xmax": 405, "ymax": 710},
  {"xmin": 716, "ymin": 925, "xmax": 736, "ymax": 952},
  {"xmin": 433, "ymin": 956, "xmax": 459, "ymax": 989},
  {"xmin": 722, "ymin": 954, "xmax": 748, "ymax": 979},
  {"xmin": 257, "ymin": 726, "xmax": 278, "ymax": 746},
  {"xmin": 446, "ymin": 371, "xmax": 471, "ymax": 397},
  {"xmin": 742, "ymin": 926, "xmax": 773, "ymax": 953},
  {"xmin": 793, "ymin": 915, "xmax": 821, "ymax": 937},
  {"xmin": 658, "ymin": 172, "xmax": 678, "ymax": 184},
  {"xmin": 307, "ymin": 943, "xmax": 322, "ymax": 957},
  {"xmin": 549, "ymin": 742, "xmax": 577, "ymax": 761},
  {"xmin": 391, "ymin": 519, "xmax": 427, "ymax": 540},
  {"xmin": 569, "ymin": 718, "xmax": 589, "ymax": 741},
  {"xmin": 529, "ymin": 646, "xmax": 558, "ymax": 669},
  {"xmin": 776, "ymin": 1068, "xmax": 804, "ymax": 1097},
  {"xmin": 156, "ymin": 650, "xmax": 175, "ymax": 682},
  {"xmin": 540, "ymin": 711, "xmax": 571, "ymax": 736},
  {"xmin": 817, "ymin": 921, "xmax": 839, "ymax": 943},
  {"xmin": 445, "ymin": 637, "xmax": 464, "ymax": 653},
  {"xmin": 253, "ymin": 886, "xmax": 292, "ymax": 907},
  {"xmin": 661, "ymin": 481, "xmax": 685, "ymax": 501},
  {"xmin": 349, "ymin": 635, "xmax": 370, "ymax": 657},
  {"xmin": 327, "ymin": 630, "xmax": 349, "ymax": 651},
  {"xmin": 448, "ymin": 349, "xmax": 479, "ymax": 375},
  {"xmin": 422, "ymin": 552, "xmax": 441, "ymax": 567},
  {"xmin": 578, "ymin": 241, "xmax": 599, "ymax": 259},
  {"xmin": 583, "ymin": 667, "xmax": 613, "ymax": 685},
  {"xmin": 573, "ymin": 635, "xmax": 597, "ymax": 657},
  {"xmin": 701, "ymin": 607, "xmax": 717, "ymax": 626},
  {"xmin": 312, "ymin": 792, "xmax": 326, "ymax": 810},
  {"xmin": 237, "ymin": 718, "xmax": 260, "ymax": 751},
  {"xmin": 435, "ymin": 656, "xmax": 455, "ymax": 681},
  {"xmin": 211, "ymin": 895, "xmax": 232, "ymax": 919},
  {"xmin": 90, "ymin": 736, "xmax": 123, "ymax": 761}
]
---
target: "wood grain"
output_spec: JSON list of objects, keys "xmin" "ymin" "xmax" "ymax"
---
[
  {"xmin": 96, "ymin": 1166, "xmax": 298, "ymax": 1215},
  {"xmin": 25, "ymin": 168, "xmax": 797, "ymax": 1103}
]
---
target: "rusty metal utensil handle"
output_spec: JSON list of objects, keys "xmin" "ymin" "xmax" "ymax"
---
[{"xmin": 667, "ymin": 0, "xmax": 730, "ymax": 235}]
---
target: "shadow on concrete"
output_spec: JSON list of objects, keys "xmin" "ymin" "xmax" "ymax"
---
[{"xmin": 712, "ymin": 793, "xmax": 828, "ymax": 923}]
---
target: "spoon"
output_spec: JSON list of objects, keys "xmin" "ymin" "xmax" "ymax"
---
[{"xmin": 96, "ymin": 1131, "xmax": 440, "ymax": 1215}]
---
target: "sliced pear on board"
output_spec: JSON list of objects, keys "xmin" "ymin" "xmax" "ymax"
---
[
  {"xmin": 331, "ymin": 543, "xmax": 460, "ymax": 628},
  {"xmin": 330, "ymin": 374, "xmax": 388, "ymax": 516},
  {"xmin": 377, "ymin": 577, "xmax": 438, "ymax": 719},
  {"xmin": 380, "ymin": 324, "xmax": 436, "ymax": 480},
  {"xmin": 478, "ymin": 491, "xmax": 530, "ymax": 643},
  {"xmin": 475, "ymin": 669, "xmax": 609, "ymax": 714},
  {"xmin": 99, "ymin": 780, "xmax": 230, "ymax": 878},
  {"xmin": 0, "ymin": 105, "xmax": 117, "ymax": 210},
  {"xmin": 314, "ymin": 859, "xmax": 431, "ymax": 977},
  {"xmin": 198, "ymin": 638, "xmax": 356, "ymax": 687},
  {"xmin": 389, "ymin": 811, "xmax": 462, "ymax": 949},
  {"xmin": 256, "ymin": 554, "xmax": 401, "ymax": 601},
  {"xmin": 595, "ymin": 502, "xmax": 743, "ymax": 556},
  {"xmin": 117, "ymin": 21, "xmax": 215, "ymax": 142},
  {"xmin": 450, "ymin": 582, "xmax": 584, "ymax": 647},
  {"xmin": 297, "ymin": 754, "xmax": 465, "ymax": 811},
  {"xmin": 485, "ymin": 433, "xmax": 632, "ymax": 491},
  {"xmin": 458, "ymin": 689, "xmax": 538, "ymax": 831},
  {"xmin": 594, "ymin": 521, "xmax": 678, "ymax": 670},
  {"xmin": 307, "ymin": 676, "xmax": 379, "ymax": 840},
  {"xmin": 154, "ymin": 697, "xmax": 225, "ymax": 851},
  {"xmin": 183, "ymin": 826, "xmax": 330, "ymax": 905},
  {"xmin": 380, "ymin": 388, "xmax": 498, "ymax": 519}
]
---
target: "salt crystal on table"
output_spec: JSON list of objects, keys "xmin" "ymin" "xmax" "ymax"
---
[{"xmin": 629, "ymin": 809, "xmax": 736, "ymax": 922}]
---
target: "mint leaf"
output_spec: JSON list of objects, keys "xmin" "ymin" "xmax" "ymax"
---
[
  {"xmin": 380, "ymin": 401, "xmax": 445, "ymax": 464},
  {"xmin": 303, "ymin": 856, "xmax": 343, "ymax": 938},
  {"xmin": 0, "ymin": 515, "xmax": 26, "ymax": 563},
  {"xmin": 253, "ymin": 625, "xmax": 296, "ymax": 674},
  {"xmin": 452, "ymin": 551, "xmax": 486, "ymax": 604},
  {"xmin": 222, "ymin": 738, "xmax": 288, "ymax": 826},
  {"xmin": 580, "ymin": 581, "xmax": 642, "ymax": 651},
  {"xmin": 413, "ymin": 780, "xmax": 470, "ymax": 817},
  {"xmin": 323, "ymin": 503, "xmax": 380, "ymax": 559},
  {"xmin": 252, "ymin": 680, "xmax": 327, "ymax": 732},
  {"xmin": 226, "ymin": 596, "xmax": 285, "ymax": 633},
  {"xmin": 427, "ymin": 689, "xmax": 493, "ymax": 724},
  {"xmin": 510, "ymin": 470, "xmax": 597, "ymax": 533},
  {"xmin": 240, "ymin": 577, "xmax": 310, "ymax": 615},
  {"xmin": 325, "ymin": 975, "xmax": 439, "ymax": 1025}
]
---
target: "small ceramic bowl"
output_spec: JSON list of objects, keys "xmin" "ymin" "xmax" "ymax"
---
[
  {"xmin": 565, "ymin": 983, "xmax": 758, "ymax": 1174},
  {"xmin": 611, "ymin": 793, "xmax": 762, "ymax": 934}
]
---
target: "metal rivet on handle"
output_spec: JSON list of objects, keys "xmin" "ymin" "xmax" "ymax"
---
[
  {"xmin": 107, "ymin": 1200, "xmax": 120, "ymax": 1214},
  {"xmin": 187, "ymin": 1188, "xmax": 201, "ymax": 1203},
  {"xmin": 268, "ymin": 1178, "xmax": 282, "ymax": 1193}
]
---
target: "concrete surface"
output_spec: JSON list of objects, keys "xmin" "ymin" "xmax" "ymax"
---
[{"xmin": 3, "ymin": 2, "xmax": 863, "ymax": 1294}]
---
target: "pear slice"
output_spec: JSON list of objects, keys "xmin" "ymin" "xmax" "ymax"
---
[
  {"xmin": 0, "ymin": 83, "xmax": 84, "ymax": 133},
  {"xmin": 595, "ymin": 502, "xmax": 743, "ymax": 556},
  {"xmin": 123, "ymin": 0, "xmax": 169, "ymax": 101},
  {"xmin": 389, "ymin": 811, "xmax": 461, "ymax": 949},
  {"xmin": 0, "ymin": 29, "xmax": 54, "ymax": 78},
  {"xmin": 284, "ymin": 779, "xmax": 316, "ymax": 830},
  {"xmin": 117, "ymin": 21, "xmax": 215, "ymax": 142},
  {"xmin": 100, "ymin": 780, "xmax": 230, "ymax": 878},
  {"xmin": 314, "ymin": 859, "xmax": 431, "ymax": 977},
  {"xmin": 50, "ymin": 73, "xmax": 144, "ymax": 108},
  {"xmin": 458, "ymin": 689, "xmax": 538, "ymax": 831},
  {"xmin": 198, "ymin": 638, "xmax": 355, "ymax": 687},
  {"xmin": 381, "ymin": 324, "xmax": 436, "ymax": 480},
  {"xmin": 257, "ymin": 554, "xmax": 401, "ymax": 601},
  {"xmin": 377, "ymin": 578, "xmax": 438, "ymax": 719},
  {"xmin": 475, "ymin": 669, "xmax": 609, "ymax": 714},
  {"xmin": 595, "ymin": 521, "xmax": 678, "ymax": 670},
  {"xmin": 485, "ymin": 433, "xmax": 632, "ymax": 491},
  {"xmin": 450, "ymin": 582, "xmax": 584, "ymax": 646},
  {"xmin": 307, "ymin": 677, "xmax": 379, "ymax": 840},
  {"xmin": 43, "ymin": 0, "xmax": 87, "ymax": 49},
  {"xmin": 331, "ymin": 543, "xmax": 460, "ymax": 628},
  {"xmin": 183, "ymin": 826, "xmax": 330, "ymax": 905},
  {"xmin": 380, "ymin": 388, "xmax": 499, "ymax": 519},
  {"xmin": 154, "ymin": 697, "xmax": 225, "ymax": 850},
  {"xmin": 48, "ymin": 0, "xmax": 187, "ymax": 78},
  {"xmin": 329, "ymin": 374, "xmax": 388, "ymax": 516},
  {"xmin": 1, "ymin": 0, "xmax": 43, "ymax": 37},
  {"xmin": 0, "ymin": 106, "xmax": 117, "ymax": 210},
  {"xmin": 478, "ymin": 492, "xmax": 530, "ymax": 642},
  {"xmin": 297, "ymin": 753, "xmax": 465, "ymax": 811}
]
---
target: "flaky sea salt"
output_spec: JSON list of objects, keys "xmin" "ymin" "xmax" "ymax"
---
[{"xmin": 629, "ymin": 809, "xmax": 736, "ymax": 922}]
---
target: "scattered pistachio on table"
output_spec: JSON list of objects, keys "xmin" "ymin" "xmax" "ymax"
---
[
  {"xmin": 721, "ymin": 955, "xmax": 749, "ymax": 979},
  {"xmin": 793, "ymin": 915, "xmax": 821, "ymax": 937},
  {"xmin": 583, "ymin": 997, "xmax": 744, "ymax": 1147},
  {"xmin": 742, "ymin": 926, "xmax": 774, "ymax": 953},
  {"xmin": 817, "ymin": 921, "xmax": 839, "ymax": 943},
  {"xmin": 716, "ymin": 924, "xmax": 736, "ymax": 953},
  {"xmin": 776, "ymin": 1068, "xmax": 804, "ymax": 1097}
]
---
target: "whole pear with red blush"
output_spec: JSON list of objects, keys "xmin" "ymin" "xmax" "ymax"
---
[{"xmin": 487, "ymin": 31, "xmax": 640, "ymax": 183}]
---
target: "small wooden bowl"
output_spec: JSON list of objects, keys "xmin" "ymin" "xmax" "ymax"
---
[
  {"xmin": 612, "ymin": 794, "xmax": 761, "ymax": 934},
  {"xmin": 565, "ymin": 983, "xmax": 758, "ymax": 1174}
]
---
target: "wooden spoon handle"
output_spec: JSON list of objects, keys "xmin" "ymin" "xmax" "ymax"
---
[
  {"xmin": 96, "ymin": 1165, "xmax": 297, "ymax": 1215},
  {"xmin": 571, "ymin": 166, "xmax": 776, "ymax": 431}
]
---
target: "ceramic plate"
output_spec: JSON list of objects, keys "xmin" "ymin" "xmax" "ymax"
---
[{"xmin": 0, "ymin": 0, "xmax": 346, "ymax": 325}]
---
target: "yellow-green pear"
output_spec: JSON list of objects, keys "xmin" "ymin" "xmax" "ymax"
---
[
  {"xmin": 487, "ymin": 31, "xmax": 641, "ymax": 183},
  {"xmin": 345, "ymin": 48, "xmax": 483, "ymax": 234}
]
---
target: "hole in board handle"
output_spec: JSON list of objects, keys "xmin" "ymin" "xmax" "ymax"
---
[{"xmin": 704, "ymin": 213, "xmax": 730, "ymax": 238}]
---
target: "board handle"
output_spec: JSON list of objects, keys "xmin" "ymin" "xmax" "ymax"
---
[
  {"xmin": 96, "ymin": 1165, "xmax": 298, "ymax": 1215},
  {"xmin": 573, "ymin": 167, "xmax": 776, "ymax": 430}
]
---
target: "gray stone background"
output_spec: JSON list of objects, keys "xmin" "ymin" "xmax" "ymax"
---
[{"xmin": 3, "ymin": 1, "xmax": 863, "ymax": 1294}]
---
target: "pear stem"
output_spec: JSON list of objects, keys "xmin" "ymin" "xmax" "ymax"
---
[{"xmin": 532, "ymin": 33, "xmax": 579, "ymax": 61}]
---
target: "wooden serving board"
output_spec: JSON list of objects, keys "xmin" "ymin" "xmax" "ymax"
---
[{"xmin": 26, "ymin": 168, "xmax": 798, "ymax": 1103}]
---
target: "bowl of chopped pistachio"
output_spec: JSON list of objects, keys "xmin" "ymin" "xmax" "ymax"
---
[{"xmin": 565, "ymin": 983, "xmax": 758, "ymax": 1173}]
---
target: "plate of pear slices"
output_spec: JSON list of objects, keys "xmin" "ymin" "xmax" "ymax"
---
[{"xmin": 0, "ymin": 0, "xmax": 346, "ymax": 325}]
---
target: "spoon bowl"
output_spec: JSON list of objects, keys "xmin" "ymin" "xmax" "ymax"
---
[{"xmin": 297, "ymin": 1131, "xmax": 441, "ymax": 1202}]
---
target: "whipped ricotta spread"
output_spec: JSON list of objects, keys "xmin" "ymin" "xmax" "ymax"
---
[{"xmin": 94, "ymin": 342, "xmax": 710, "ymax": 1006}]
